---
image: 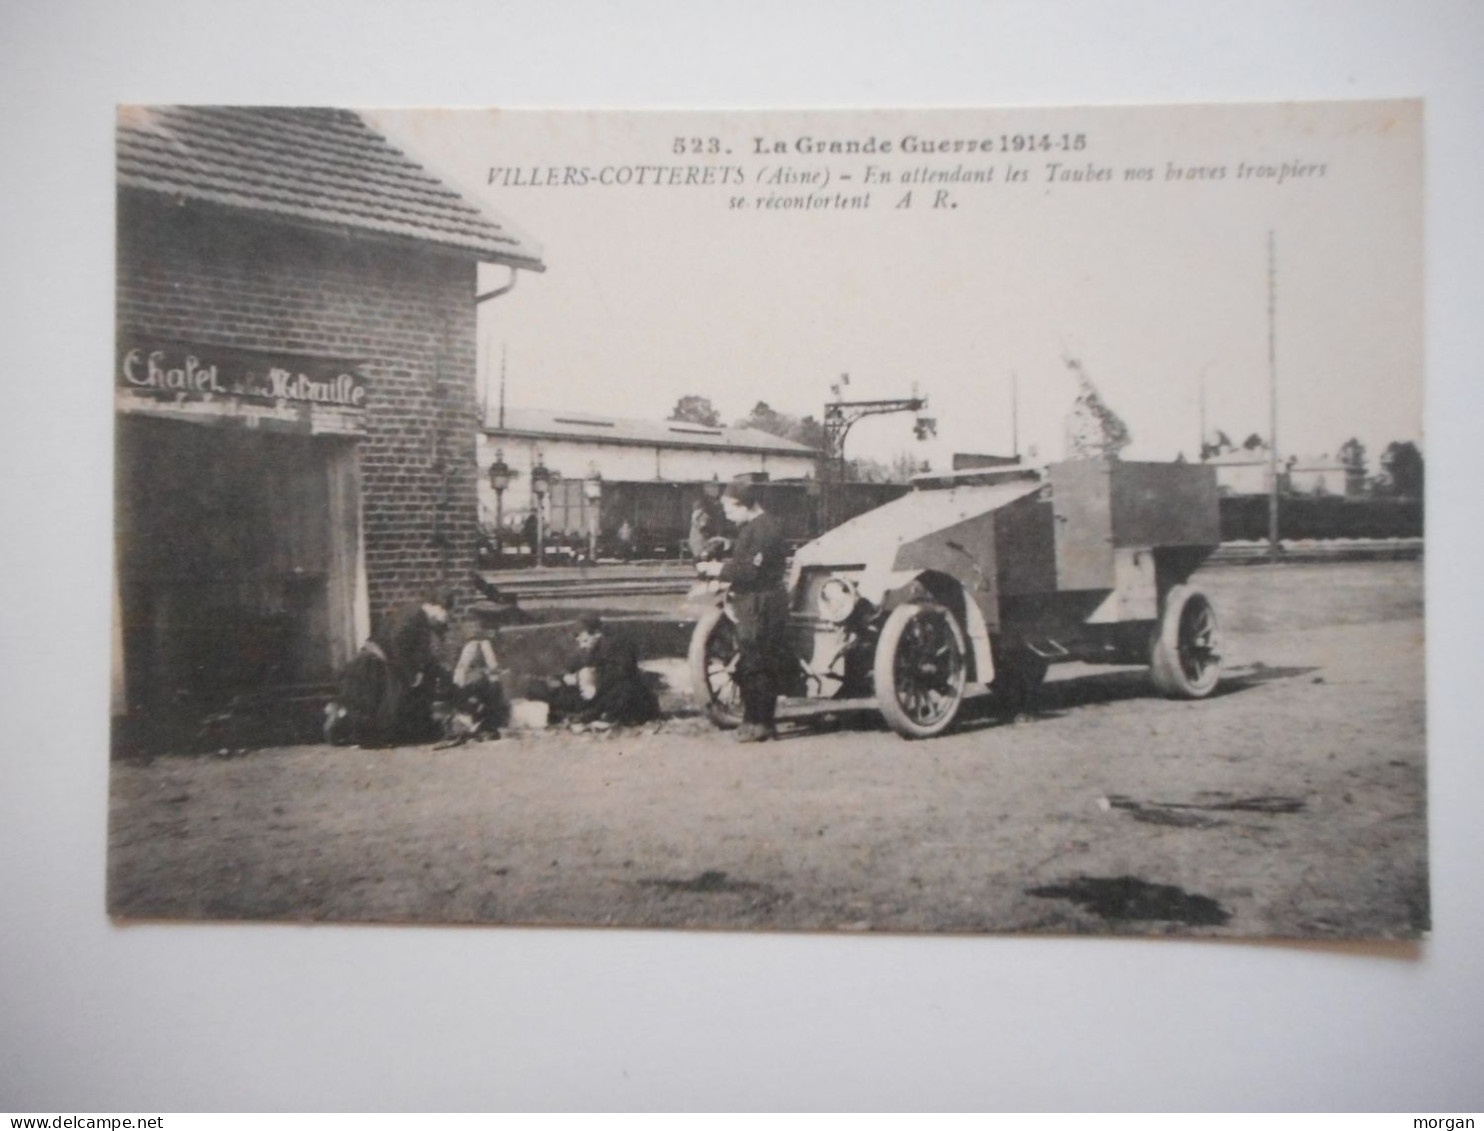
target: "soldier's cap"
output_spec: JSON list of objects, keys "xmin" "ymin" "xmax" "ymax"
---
[{"xmin": 576, "ymin": 613, "xmax": 604, "ymax": 635}]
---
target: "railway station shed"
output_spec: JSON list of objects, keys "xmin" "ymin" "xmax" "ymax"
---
[{"xmin": 478, "ymin": 409, "xmax": 820, "ymax": 557}]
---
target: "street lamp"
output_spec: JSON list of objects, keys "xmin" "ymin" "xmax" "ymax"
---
[
  {"xmin": 487, "ymin": 448, "xmax": 511, "ymax": 560},
  {"xmin": 530, "ymin": 455, "xmax": 551, "ymax": 568},
  {"xmin": 582, "ymin": 463, "xmax": 603, "ymax": 564}
]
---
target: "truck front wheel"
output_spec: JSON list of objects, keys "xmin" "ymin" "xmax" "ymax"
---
[{"xmin": 875, "ymin": 602, "xmax": 968, "ymax": 739}]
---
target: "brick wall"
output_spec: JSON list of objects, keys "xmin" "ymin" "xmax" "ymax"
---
[{"xmin": 117, "ymin": 191, "xmax": 485, "ymax": 633}]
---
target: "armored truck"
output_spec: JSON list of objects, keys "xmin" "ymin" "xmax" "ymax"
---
[{"xmin": 689, "ymin": 459, "xmax": 1223, "ymax": 739}]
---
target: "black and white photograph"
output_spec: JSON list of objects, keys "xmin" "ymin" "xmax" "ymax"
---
[
  {"xmin": 104, "ymin": 100, "xmax": 1426, "ymax": 940},
  {"xmin": 10, "ymin": 0, "xmax": 1484, "ymax": 1113}
]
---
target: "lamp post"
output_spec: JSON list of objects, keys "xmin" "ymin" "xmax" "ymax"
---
[
  {"xmin": 531, "ymin": 456, "xmax": 551, "ymax": 568},
  {"xmin": 487, "ymin": 448, "xmax": 511, "ymax": 562},
  {"xmin": 582, "ymin": 463, "xmax": 603, "ymax": 564}
]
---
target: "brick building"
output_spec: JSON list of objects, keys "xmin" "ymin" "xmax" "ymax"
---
[{"xmin": 113, "ymin": 106, "xmax": 543, "ymax": 729}]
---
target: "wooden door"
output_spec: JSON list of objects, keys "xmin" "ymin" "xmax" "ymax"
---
[{"xmin": 116, "ymin": 417, "xmax": 358, "ymax": 708}]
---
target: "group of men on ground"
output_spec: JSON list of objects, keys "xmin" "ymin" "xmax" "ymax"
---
[
  {"xmin": 325, "ymin": 606, "xmax": 660, "ymax": 747},
  {"xmin": 325, "ymin": 481, "xmax": 788, "ymax": 748}
]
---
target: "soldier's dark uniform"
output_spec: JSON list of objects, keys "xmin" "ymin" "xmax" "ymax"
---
[
  {"xmin": 570, "ymin": 630, "xmax": 661, "ymax": 726},
  {"xmin": 718, "ymin": 503, "xmax": 790, "ymax": 734},
  {"xmin": 335, "ymin": 600, "xmax": 448, "ymax": 745}
]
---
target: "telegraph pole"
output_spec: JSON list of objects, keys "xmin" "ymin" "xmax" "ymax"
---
[
  {"xmin": 1198, "ymin": 370, "xmax": 1207, "ymax": 460},
  {"xmin": 1267, "ymin": 230, "xmax": 1281, "ymax": 561},
  {"xmin": 1010, "ymin": 371, "xmax": 1020, "ymax": 460}
]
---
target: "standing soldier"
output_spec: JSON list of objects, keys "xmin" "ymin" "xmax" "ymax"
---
[{"xmin": 698, "ymin": 482, "xmax": 789, "ymax": 742}]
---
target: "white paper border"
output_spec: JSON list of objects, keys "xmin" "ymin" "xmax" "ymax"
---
[{"xmin": 2, "ymin": 0, "xmax": 1481, "ymax": 1111}]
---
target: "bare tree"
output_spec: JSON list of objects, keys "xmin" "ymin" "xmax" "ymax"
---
[{"xmin": 1063, "ymin": 357, "xmax": 1131, "ymax": 460}]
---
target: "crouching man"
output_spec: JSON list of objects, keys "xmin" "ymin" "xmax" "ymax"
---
[
  {"xmin": 533, "ymin": 614, "xmax": 660, "ymax": 728},
  {"xmin": 327, "ymin": 593, "xmax": 452, "ymax": 747}
]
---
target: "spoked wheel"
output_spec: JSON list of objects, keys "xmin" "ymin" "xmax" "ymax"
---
[
  {"xmin": 874, "ymin": 601, "xmax": 968, "ymax": 739},
  {"xmin": 687, "ymin": 604, "xmax": 744, "ymax": 728},
  {"xmin": 1149, "ymin": 584, "xmax": 1222, "ymax": 698}
]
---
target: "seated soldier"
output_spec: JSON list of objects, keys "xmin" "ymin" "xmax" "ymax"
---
[
  {"xmin": 444, "ymin": 637, "xmax": 510, "ymax": 741},
  {"xmin": 533, "ymin": 614, "xmax": 660, "ymax": 727}
]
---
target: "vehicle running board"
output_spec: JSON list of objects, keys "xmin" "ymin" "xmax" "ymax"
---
[{"xmin": 1023, "ymin": 639, "xmax": 1071, "ymax": 660}]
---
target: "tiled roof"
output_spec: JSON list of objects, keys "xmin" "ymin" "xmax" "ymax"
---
[
  {"xmin": 487, "ymin": 407, "xmax": 821, "ymax": 456},
  {"xmin": 117, "ymin": 105, "xmax": 543, "ymax": 268}
]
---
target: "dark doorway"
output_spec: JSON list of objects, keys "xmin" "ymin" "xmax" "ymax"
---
[{"xmin": 116, "ymin": 416, "xmax": 357, "ymax": 716}]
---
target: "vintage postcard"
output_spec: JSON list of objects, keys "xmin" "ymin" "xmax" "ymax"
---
[{"xmin": 109, "ymin": 101, "xmax": 1425, "ymax": 938}]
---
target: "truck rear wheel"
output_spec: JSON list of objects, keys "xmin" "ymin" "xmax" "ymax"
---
[
  {"xmin": 875, "ymin": 602, "xmax": 968, "ymax": 739},
  {"xmin": 1149, "ymin": 585, "xmax": 1222, "ymax": 698}
]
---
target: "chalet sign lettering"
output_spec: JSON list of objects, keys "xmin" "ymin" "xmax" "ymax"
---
[{"xmin": 117, "ymin": 339, "xmax": 368, "ymax": 409}]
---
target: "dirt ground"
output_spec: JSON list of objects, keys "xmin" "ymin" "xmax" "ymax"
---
[{"xmin": 107, "ymin": 560, "xmax": 1427, "ymax": 939}]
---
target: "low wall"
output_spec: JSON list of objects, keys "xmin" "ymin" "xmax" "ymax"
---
[{"xmin": 476, "ymin": 612, "xmax": 696, "ymax": 698}]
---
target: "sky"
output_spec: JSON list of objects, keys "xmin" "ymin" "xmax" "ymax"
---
[{"xmin": 369, "ymin": 102, "xmax": 1422, "ymax": 475}]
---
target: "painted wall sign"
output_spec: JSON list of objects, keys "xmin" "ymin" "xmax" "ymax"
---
[{"xmin": 117, "ymin": 337, "xmax": 368, "ymax": 409}]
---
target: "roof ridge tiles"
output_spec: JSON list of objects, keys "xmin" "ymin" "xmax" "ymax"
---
[
  {"xmin": 120, "ymin": 176, "xmax": 526, "ymax": 255},
  {"xmin": 119, "ymin": 173, "xmax": 524, "ymax": 252},
  {"xmin": 121, "ymin": 113, "xmax": 472, "ymax": 208},
  {"xmin": 117, "ymin": 106, "xmax": 541, "ymax": 266},
  {"xmin": 117, "ymin": 175, "xmax": 510, "ymax": 247},
  {"xmin": 118, "ymin": 136, "xmax": 496, "ymax": 234}
]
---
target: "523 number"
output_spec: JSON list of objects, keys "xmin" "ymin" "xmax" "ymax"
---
[{"xmin": 674, "ymin": 137, "xmax": 724, "ymax": 155}]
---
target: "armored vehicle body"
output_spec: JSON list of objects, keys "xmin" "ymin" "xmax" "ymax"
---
[{"xmin": 690, "ymin": 459, "xmax": 1223, "ymax": 738}]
